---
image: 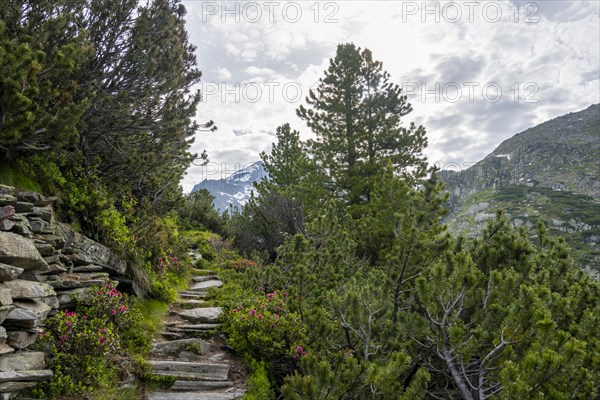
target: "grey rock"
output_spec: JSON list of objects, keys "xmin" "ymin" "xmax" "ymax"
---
[
  {"xmin": 148, "ymin": 390, "xmax": 245, "ymax": 400},
  {"xmin": 0, "ymin": 345, "xmax": 13, "ymax": 356},
  {"xmin": 29, "ymin": 206, "xmax": 53, "ymax": 222},
  {"xmin": 28, "ymin": 219, "xmax": 51, "ymax": 234},
  {"xmin": 55, "ymin": 288, "xmax": 88, "ymax": 309},
  {"xmin": 16, "ymin": 192, "xmax": 55, "ymax": 207},
  {"xmin": 6, "ymin": 331, "xmax": 38, "ymax": 350},
  {"xmin": 0, "ymin": 290, "xmax": 11, "ymax": 306},
  {"xmin": 0, "ymin": 196, "xmax": 17, "ymax": 208},
  {"xmin": 191, "ymin": 275, "xmax": 217, "ymax": 283},
  {"xmin": 4, "ymin": 300, "xmax": 51, "ymax": 328},
  {"xmin": 176, "ymin": 307, "xmax": 223, "ymax": 324},
  {"xmin": 0, "ymin": 306, "xmax": 15, "ymax": 325},
  {"xmin": 72, "ymin": 265, "xmax": 104, "ymax": 272},
  {"xmin": 150, "ymin": 338, "xmax": 212, "ymax": 357},
  {"xmin": 57, "ymin": 223, "xmax": 126, "ymax": 275},
  {"xmin": 14, "ymin": 202, "xmax": 34, "ymax": 213},
  {"xmin": 0, "ymin": 329, "xmax": 5, "ymax": 344},
  {"xmin": 0, "ymin": 186, "xmax": 14, "ymax": 196},
  {"xmin": 0, "ymin": 380, "xmax": 36, "ymax": 392},
  {"xmin": 170, "ymin": 379, "xmax": 233, "ymax": 391},
  {"xmin": 33, "ymin": 243, "xmax": 54, "ymax": 257},
  {"xmin": 0, "ymin": 221, "xmax": 13, "ymax": 232},
  {"xmin": 0, "ymin": 351, "xmax": 45, "ymax": 371},
  {"xmin": 189, "ymin": 280, "xmax": 223, "ymax": 291},
  {"xmin": 0, "ymin": 280, "xmax": 56, "ymax": 299},
  {"xmin": 0, "ymin": 265, "xmax": 23, "ymax": 282},
  {"xmin": 0, "ymin": 233, "xmax": 47, "ymax": 270},
  {"xmin": 148, "ymin": 360, "xmax": 229, "ymax": 381},
  {"xmin": 0, "ymin": 369, "xmax": 52, "ymax": 382}
]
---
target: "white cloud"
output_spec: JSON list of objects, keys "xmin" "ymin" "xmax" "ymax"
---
[{"xmin": 181, "ymin": 0, "xmax": 600, "ymax": 192}]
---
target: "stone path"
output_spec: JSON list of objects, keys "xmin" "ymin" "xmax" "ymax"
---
[{"xmin": 147, "ymin": 251, "xmax": 245, "ymax": 400}]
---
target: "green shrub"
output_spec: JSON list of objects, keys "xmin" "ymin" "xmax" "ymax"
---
[
  {"xmin": 244, "ymin": 361, "xmax": 275, "ymax": 400},
  {"xmin": 34, "ymin": 283, "xmax": 138, "ymax": 398},
  {"xmin": 222, "ymin": 290, "xmax": 307, "ymax": 382}
]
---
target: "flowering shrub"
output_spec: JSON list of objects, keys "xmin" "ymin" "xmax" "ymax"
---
[
  {"xmin": 223, "ymin": 290, "xmax": 307, "ymax": 382},
  {"xmin": 34, "ymin": 283, "xmax": 141, "ymax": 398},
  {"xmin": 151, "ymin": 255, "xmax": 187, "ymax": 276}
]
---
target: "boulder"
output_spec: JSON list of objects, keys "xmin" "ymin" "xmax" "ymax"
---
[
  {"xmin": 0, "ymin": 369, "xmax": 52, "ymax": 383},
  {"xmin": 13, "ymin": 202, "xmax": 33, "ymax": 213},
  {"xmin": 4, "ymin": 300, "xmax": 50, "ymax": 328},
  {"xmin": 6, "ymin": 215, "xmax": 31, "ymax": 237},
  {"xmin": 0, "ymin": 280, "xmax": 55, "ymax": 300},
  {"xmin": 0, "ymin": 265, "xmax": 23, "ymax": 282},
  {"xmin": 0, "ymin": 345, "xmax": 13, "ymax": 357},
  {"xmin": 0, "ymin": 290, "xmax": 11, "ymax": 306},
  {"xmin": 0, "ymin": 328, "xmax": 5, "ymax": 344},
  {"xmin": 0, "ymin": 306, "xmax": 15, "ymax": 325},
  {"xmin": 15, "ymin": 192, "xmax": 54, "ymax": 207},
  {"xmin": 176, "ymin": 307, "xmax": 223, "ymax": 324},
  {"xmin": 0, "ymin": 220, "xmax": 13, "ymax": 232},
  {"xmin": 33, "ymin": 243, "xmax": 54, "ymax": 257},
  {"xmin": 57, "ymin": 224, "xmax": 126, "ymax": 275},
  {"xmin": 0, "ymin": 233, "xmax": 48, "ymax": 271},
  {"xmin": 28, "ymin": 219, "xmax": 53, "ymax": 235},
  {"xmin": 0, "ymin": 351, "xmax": 45, "ymax": 372},
  {"xmin": 0, "ymin": 196, "xmax": 16, "ymax": 208},
  {"xmin": 0, "ymin": 186, "xmax": 14, "ymax": 196},
  {"xmin": 6, "ymin": 331, "xmax": 38, "ymax": 350},
  {"xmin": 28, "ymin": 206, "xmax": 53, "ymax": 222}
]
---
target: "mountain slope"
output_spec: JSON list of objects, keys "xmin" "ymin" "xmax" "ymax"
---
[
  {"xmin": 440, "ymin": 104, "xmax": 600, "ymax": 275},
  {"xmin": 191, "ymin": 161, "xmax": 268, "ymax": 212}
]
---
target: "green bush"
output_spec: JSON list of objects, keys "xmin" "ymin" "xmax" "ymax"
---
[
  {"xmin": 34, "ymin": 283, "xmax": 140, "ymax": 398},
  {"xmin": 244, "ymin": 361, "xmax": 276, "ymax": 400},
  {"xmin": 222, "ymin": 290, "xmax": 307, "ymax": 383}
]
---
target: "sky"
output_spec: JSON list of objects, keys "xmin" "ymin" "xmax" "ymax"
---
[{"xmin": 179, "ymin": 0, "xmax": 600, "ymax": 192}]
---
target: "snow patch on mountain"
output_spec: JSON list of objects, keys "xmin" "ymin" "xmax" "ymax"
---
[{"xmin": 191, "ymin": 161, "xmax": 268, "ymax": 212}]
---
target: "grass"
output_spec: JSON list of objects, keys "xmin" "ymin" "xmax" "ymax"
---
[{"xmin": 0, "ymin": 162, "xmax": 41, "ymax": 191}]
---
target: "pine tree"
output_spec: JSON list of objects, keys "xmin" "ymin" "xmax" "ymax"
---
[
  {"xmin": 297, "ymin": 43, "xmax": 428, "ymax": 207},
  {"xmin": 412, "ymin": 216, "xmax": 600, "ymax": 399}
]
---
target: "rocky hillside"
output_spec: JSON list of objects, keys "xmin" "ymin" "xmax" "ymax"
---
[
  {"xmin": 191, "ymin": 161, "xmax": 268, "ymax": 212},
  {"xmin": 0, "ymin": 185, "xmax": 130, "ymax": 397},
  {"xmin": 440, "ymin": 104, "xmax": 600, "ymax": 276}
]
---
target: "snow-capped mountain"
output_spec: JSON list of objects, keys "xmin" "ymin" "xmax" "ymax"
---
[{"xmin": 191, "ymin": 161, "xmax": 268, "ymax": 212}]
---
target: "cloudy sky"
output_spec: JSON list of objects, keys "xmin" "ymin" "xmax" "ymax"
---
[{"xmin": 179, "ymin": 0, "xmax": 600, "ymax": 191}]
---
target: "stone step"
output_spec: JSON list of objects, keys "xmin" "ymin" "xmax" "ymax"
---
[
  {"xmin": 171, "ymin": 379, "xmax": 234, "ymax": 391},
  {"xmin": 148, "ymin": 390, "xmax": 245, "ymax": 400},
  {"xmin": 179, "ymin": 291, "xmax": 207, "ymax": 299},
  {"xmin": 177, "ymin": 299, "xmax": 209, "ymax": 309},
  {"xmin": 176, "ymin": 307, "xmax": 223, "ymax": 324},
  {"xmin": 166, "ymin": 324, "xmax": 222, "ymax": 335},
  {"xmin": 189, "ymin": 280, "xmax": 223, "ymax": 291},
  {"xmin": 148, "ymin": 361, "xmax": 229, "ymax": 381},
  {"xmin": 191, "ymin": 275, "xmax": 217, "ymax": 283},
  {"xmin": 161, "ymin": 331, "xmax": 184, "ymax": 340},
  {"xmin": 150, "ymin": 338, "xmax": 212, "ymax": 357}
]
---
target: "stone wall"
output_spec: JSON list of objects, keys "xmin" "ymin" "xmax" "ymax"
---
[{"xmin": 0, "ymin": 184, "xmax": 127, "ymax": 398}]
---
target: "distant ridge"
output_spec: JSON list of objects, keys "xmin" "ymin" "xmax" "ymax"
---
[
  {"xmin": 440, "ymin": 104, "xmax": 600, "ymax": 275},
  {"xmin": 191, "ymin": 161, "xmax": 268, "ymax": 212}
]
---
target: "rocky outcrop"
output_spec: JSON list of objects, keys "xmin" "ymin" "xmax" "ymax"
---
[
  {"xmin": 0, "ymin": 184, "xmax": 127, "ymax": 398},
  {"xmin": 440, "ymin": 104, "xmax": 600, "ymax": 275}
]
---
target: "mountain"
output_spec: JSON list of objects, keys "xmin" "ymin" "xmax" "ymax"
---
[
  {"xmin": 191, "ymin": 161, "xmax": 268, "ymax": 212},
  {"xmin": 440, "ymin": 104, "xmax": 600, "ymax": 276}
]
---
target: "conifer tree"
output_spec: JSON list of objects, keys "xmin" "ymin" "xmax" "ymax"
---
[{"xmin": 297, "ymin": 43, "xmax": 428, "ymax": 206}]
